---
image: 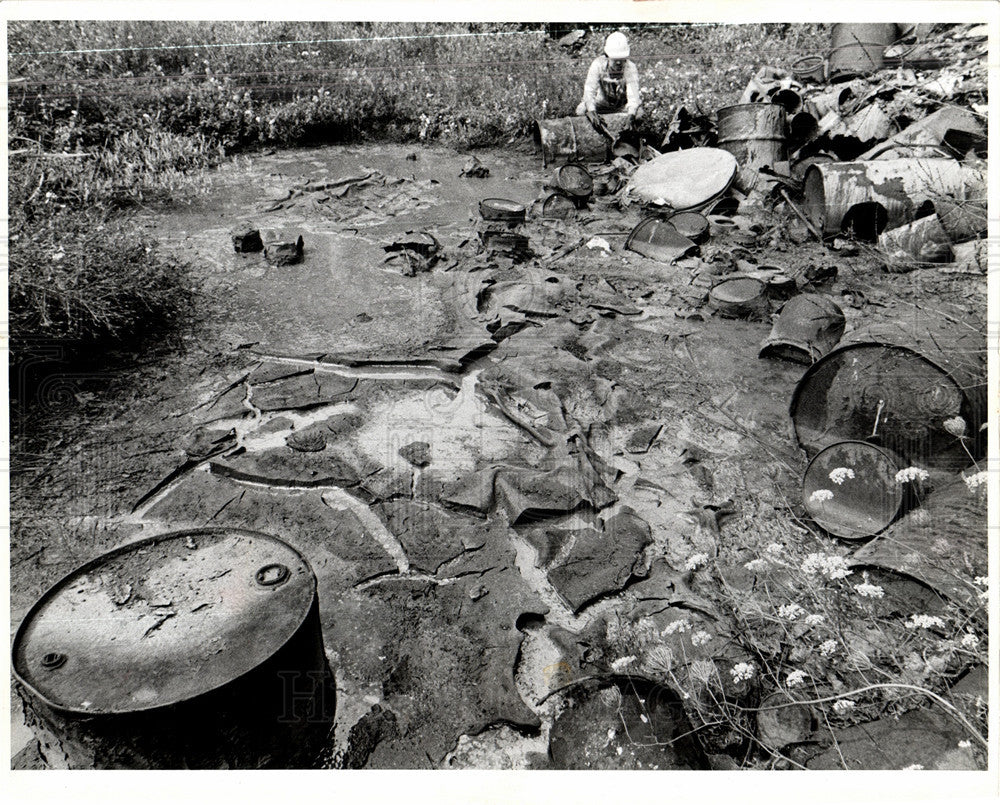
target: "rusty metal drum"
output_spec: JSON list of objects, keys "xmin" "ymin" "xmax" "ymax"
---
[
  {"xmin": 12, "ymin": 528, "xmax": 335, "ymax": 769},
  {"xmin": 533, "ymin": 113, "xmax": 631, "ymax": 166},
  {"xmin": 716, "ymin": 104, "xmax": 788, "ymax": 192},
  {"xmin": 828, "ymin": 23, "xmax": 898, "ymax": 82},
  {"xmin": 790, "ymin": 315, "xmax": 986, "ymax": 470},
  {"xmin": 480, "ymin": 198, "xmax": 527, "ymax": 225},
  {"xmin": 802, "ymin": 440, "xmax": 907, "ymax": 539},
  {"xmin": 708, "ymin": 276, "xmax": 768, "ymax": 319},
  {"xmin": 759, "ymin": 293, "xmax": 846, "ymax": 364}
]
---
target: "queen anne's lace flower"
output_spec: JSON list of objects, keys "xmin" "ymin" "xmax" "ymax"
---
[
  {"xmin": 964, "ymin": 471, "xmax": 988, "ymax": 493},
  {"xmin": 854, "ymin": 581, "xmax": 885, "ymax": 598},
  {"xmin": 801, "ymin": 553, "xmax": 853, "ymax": 580},
  {"xmin": 786, "ymin": 670, "xmax": 808, "ymax": 688},
  {"xmin": 805, "ymin": 614, "xmax": 826, "ymax": 627},
  {"xmin": 730, "ymin": 662, "xmax": 755, "ymax": 683},
  {"xmin": 895, "ymin": 466, "xmax": 929, "ymax": 484},
  {"xmin": 765, "ymin": 542, "xmax": 784, "ymax": 555},
  {"xmin": 690, "ymin": 630, "xmax": 712, "ymax": 647},
  {"xmin": 905, "ymin": 614, "xmax": 946, "ymax": 630},
  {"xmin": 832, "ymin": 699, "xmax": 855, "ymax": 713},
  {"xmin": 685, "ymin": 552, "xmax": 709, "ymax": 571},
  {"xmin": 809, "ymin": 488, "xmax": 834, "ymax": 504},
  {"xmin": 828, "ymin": 467, "xmax": 855, "ymax": 485},
  {"xmin": 778, "ymin": 603, "xmax": 806, "ymax": 620},
  {"xmin": 610, "ymin": 655, "xmax": 637, "ymax": 672},
  {"xmin": 819, "ymin": 639, "xmax": 838, "ymax": 656},
  {"xmin": 662, "ymin": 619, "xmax": 691, "ymax": 635},
  {"xmin": 744, "ymin": 559, "xmax": 767, "ymax": 572},
  {"xmin": 961, "ymin": 633, "xmax": 980, "ymax": 649}
]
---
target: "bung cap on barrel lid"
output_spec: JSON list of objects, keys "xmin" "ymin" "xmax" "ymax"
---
[{"xmin": 12, "ymin": 529, "xmax": 316, "ymax": 715}]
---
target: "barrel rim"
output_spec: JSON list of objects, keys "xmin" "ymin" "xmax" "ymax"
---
[
  {"xmin": 12, "ymin": 527, "xmax": 318, "ymax": 717},
  {"xmin": 788, "ymin": 338, "xmax": 978, "ymax": 454},
  {"xmin": 802, "ymin": 438, "xmax": 906, "ymax": 539}
]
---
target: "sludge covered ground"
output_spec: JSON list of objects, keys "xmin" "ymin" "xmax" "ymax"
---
[{"xmin": 9, "ymin": 139, "xmax": 988, "ymax": 771}]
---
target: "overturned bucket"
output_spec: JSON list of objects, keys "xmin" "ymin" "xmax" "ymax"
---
[
  {"xmin": 533, "ymin": 113, "xmax": 631, "ymax": 167},
  {"xmin": 759, "ymin": 294, "xmax": 846, "ymax": 364},
  {"xmin": 12, "ymin": 528, "xmax": 335, "ymax": 769},
  {"xmin": 802, "ymin": 440, "xmax": 907, "ymax": 539},
  {"xmin": 790, "ymin": 314, "xmax": 986, "ymax": 469},
  {"xmin": 541, "ymin": 192, "xmax": 577, "ymax": 219},
  {"xmin": 555, "ymin": 163, "xmax": 594, "ymax": 204},
  {"xmin": 716, "ymin": 104, "xmax": 787, "ymax": 192}
]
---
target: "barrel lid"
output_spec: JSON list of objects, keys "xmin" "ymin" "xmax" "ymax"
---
[
  {"xmin": 480, "ymin": 198, "xmax": 527, "ymax": 222},
  {"xmin": 556, "ymin": 164, "xmax": 594, "ymax": 198},
  {"xmin": 802, "ymin": 441, "xmax": 904, "ymax": 539},
  {"xmin": 709, "ymin": 276, "xmax": 766, "ymax": 304},
  {"xmin": 627, "ymin": 148, "xmax": 737, "ymax": 210},
  {"xmin": 12, "ymin": 529, "xmax": 316, "ymax": 715}
]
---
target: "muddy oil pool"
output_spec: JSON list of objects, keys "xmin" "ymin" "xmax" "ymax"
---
[{"xmin": 11, "ymin": 141, "xmax": 986, "ymax": 770}]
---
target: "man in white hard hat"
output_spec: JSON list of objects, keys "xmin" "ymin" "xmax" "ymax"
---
[{"xmin": 576, "ymin": 31, "xmax": 642, "ymax": 131}]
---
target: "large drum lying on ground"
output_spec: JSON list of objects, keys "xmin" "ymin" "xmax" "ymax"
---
[
  {"xmin": 12, "ymin": 528, "xmax": 335, "ymax": 769},
  {"xmin": 533, "ymin": 113, "xmax": 631, "ymax": 166},
  {"xmin": 789, "ymin": 315, "xmax": 986, "ymax": 470}
]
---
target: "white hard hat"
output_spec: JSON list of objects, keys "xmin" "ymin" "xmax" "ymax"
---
[{"xmin": 604, "ymin": 31, "xmax": 629, "ymax": 59}]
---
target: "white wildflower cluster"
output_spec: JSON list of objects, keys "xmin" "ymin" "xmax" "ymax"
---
[
  {"xmin": 662, "ymin": 619, "xmax": 691, "ymax": 635},
  {"xmin": 744, "ymin": 558, "xmax": 768, "ymax": 572},
  {"xmin": 942, "ymin": 416, "xmax": 967, "ymax": 437},
  {"xmin": 643, "ymin": 645, "xmax": 675, "ymax": 674},
  {"xmin": 610, "ymin": 655, "xmax": 637, "ymax": 672},
  {"xmin": 961, "ymin": 633, "xmax": 980, "ymax": 649},
  {"xmin": 828, "ymin": 467, "xmax": 855, "ymax": 485},
  {"xmin": 905, "ymin": 614, "xmax": 946, "ymax": 630},
  {"xmin": 895, "ymin": 466, "xmax": 929, "ymax": 484},
  {"xmin": 778, "ymin": 603, "xmax": 806, "ymax": 620},
  {"xmin": 801, "ymin": 552, "xmax": 853, "ymax": 580},
  {"xmin": 765, "ymin": 542, "xmax": 784, "ymax": 556},
  {"xmin": 963, "ymin": 471, "xmax": 988, "ymax": 493},
  {"xmin": 809, "ymin": 489, "xmax": 834, "ymax": 504},
  {"xmin": 730, "ymin": 662, "xmax": 756, "ymax": 683},
  {"xmin": 804, "ymin": 614, "xmax": 826, "ymax": 627},
  {"xmin": 786, "ymin": 670, "xmax": 808, "ymax": 688},
  {"xmin": 685, "ymin": 552, "xmax": 709, "ymax": 571},
  {"xmin": 819, "ymin": 639, "xmax": 838, "ymax": 657},
  {"xmin": 691, "ymin": 630, "xmax": 713, "ymax": 647},
  {"xmin": 832, "ymin": 699, "xmax": 856, "ymax": 714},
  {"xmin": 853, "ymin": 581, "xmax": 885, "ymax": 599},
  {"xmin": 974, "ymin": 576, "xmax": 989, "ymax": 587}
]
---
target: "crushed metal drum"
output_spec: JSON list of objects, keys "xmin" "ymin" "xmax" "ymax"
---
[
  {"xmin": 667, "ymin": 211, "xmax": 711, "ymax": 244},
  {"xmin": 789, "ymin": 315, "xmax": 986, "ymax": 468},
  {"xmin": 541, "ymin": 192, "xmax": 577, "ymax": 219},
  {"xmin": 802, "ymin": 158, "xmax": 979, "ymax": 239},
  {"xmin": 879, "ymin": 215, "xmax": 954, "ymax": 272},
  {"xmin": 625, "ymin": 217, "xmax": 698, "ymax": 263},
  {"xmin": 716, "ymin": 104, "xmax": 787, "ymax": 192},
  {"xmin": 11, "ymin": 528, "xmax": 335, "ymax": 769},
  {"xmin": 708, "ymin": 276, "xmax": 768, "ymax": 319},
  {"xmin": 479, "ymin": 198, "xmax": 527, "ymax": 224},
  {"xmin": 627, "ymin": 147, "xmax": 738, "ymax": 210},
  {"xmin": 759, "ymin": 293, "xmax": 846, "ymax": 364},
  {"xmin": 802, "ymin": 440, "xmax": 906, "ymax": 539}
]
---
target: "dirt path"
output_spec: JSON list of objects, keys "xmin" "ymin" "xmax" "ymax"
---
[{"xmin": 10, "ymin": 141, "xmax": 987, "ymax": 770}]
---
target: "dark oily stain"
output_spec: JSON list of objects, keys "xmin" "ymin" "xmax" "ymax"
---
[
  {"xmin": 547, "ymin": 507, "xmax": 652, "ymax": 612},
  {"xmin": 250, "ymin": 372, "xmax": 358, "ymax": 412},
  {"xmin": 548, "ymin": 679, "xmax": 707, "ymax": 770}
]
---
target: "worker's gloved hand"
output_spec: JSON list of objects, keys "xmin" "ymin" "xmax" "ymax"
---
[{"xmin": 585, "ymin": 109, "xmax": 602, "ymax": 129}]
